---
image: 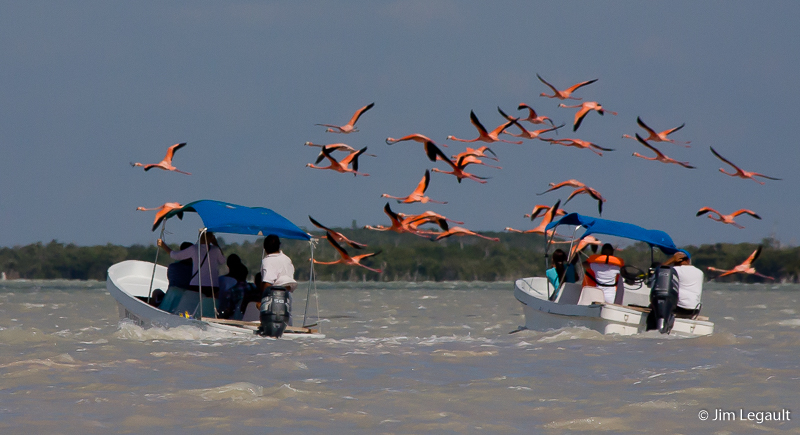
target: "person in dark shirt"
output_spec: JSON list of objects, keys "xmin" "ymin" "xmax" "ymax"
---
[
  {"xmin": 166, "ymin": 242, "xmax": 194, "ymax": 288},
  {"xmin": 160, "ymin": 242, "xmax": 194, "ymax": 313},
  {"xmin": 218, "ymin": 254, "xmax": 251, "ymax": 319}
]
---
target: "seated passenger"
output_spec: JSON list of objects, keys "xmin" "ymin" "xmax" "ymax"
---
[
  {"xmin": 218, "ymin": 254, "xmax": 252, "ymax": 319},
  {"xmin": 662, "ymin": 249, "xmax": 704, "ymax": 318},
  {"xmin": 583, "ymin": 243, "xmax": 625, "ymax": 304},
  {"xmin": 240, "ymin": 272, "xmax": 263, "ymax": 317},
  {"xmin": 159, "ymin": 241, "xmax": 194, "ymax": 313},
  {"xmin": 546, "ymin": 249, "xmax": 578, "ymax": 301},
  {"xmin": 218, "ymin": 254, "xmax": 242, "ymax": 297}
]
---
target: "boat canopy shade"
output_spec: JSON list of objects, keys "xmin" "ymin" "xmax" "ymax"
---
[
  {"xmin": 546, "ymin": 213, "xmax": 678, "ymax": 254},
  {"xmin": 163, "ymin": 200, "xmax": 311, "ymax": 240}
]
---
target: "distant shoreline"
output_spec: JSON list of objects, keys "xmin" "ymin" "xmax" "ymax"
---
[{"xmin": 1, "ymin": 234, "xmax": 795, "ymax": 283}]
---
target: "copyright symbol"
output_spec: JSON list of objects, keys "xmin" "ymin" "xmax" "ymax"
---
[{"xmin": 698, "ymin": 410, "xmax": 709, "ymax": 421}]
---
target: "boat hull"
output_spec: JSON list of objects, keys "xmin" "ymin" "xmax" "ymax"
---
[
  {"xmin": 514, "ymin": 277, "xmax": 714, "ymax": 337},
  {"xmin": 107, "ymin": 260, "xmax": 324, "ymax": 338}
]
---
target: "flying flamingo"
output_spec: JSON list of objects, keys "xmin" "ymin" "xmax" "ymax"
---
[
  {"xmin": 381, "ymin": 170, "xmax": 447, "ymax": 204},
  {"xmin": 427, "ymin": 141, "xmax": 490, "ymax": 184},
  {"xmin": 385, "ymin": 133, "xmax": 446, "ymax": 147},
  {"xmin": 545, "ymin": 138, "xmax": 614, "ymax": 156},
  {"xmin": 136, "ymin": 202, "xmax": 184, "ymax": 231},
  {"xmin": 305, "ymin": 142, "xmax": 376, "ymax": 164},
  {"xmin": 402, "ymin": 211, "xmax": 463, "ymax": 233},
  {"xmin": 563, "ymin": 186, "xmax": 606, "ymax": 216},
  {"xmin": 502, "ymin": 122, "xmax": 564, "ymax": 140},
  {"xmin": 537, "ymin": 74, "xmax": 597, "ymax": 100},
  {"xmin": 431, "ymin": 226, "xmax": 500, "ymax": 242},
  {"xmin": 449, "ymin": 153, "xmax": 502, "ymax": 170},
  {"xmin": 306, "ymin": 146, "xmax": 370, "ymax": 176},
  {"xmin": 131, "ymin": 143, "xmax": 191, "ymax": 175},
  {"xmin": 452, "ymin": 146, "xmax": 499, "ymax": 161},
  {"xmin": 313, "ymin": 235, "xmax": 383, "ymax": 273},
  {"xmin": 707, "ymin": 246, "xmax": 774, "ymax": 280},
  {"xmin": 308, "ymin": 216, "xmax": 366, "ymax": 249},
  {"xmin": 537, "ymin": 179, "xmax": 586, "ymax": 196},
  {"xmin": 710, "ymin": 147, "xmax": 781, "ymax": 185},
  {"xmin": 558, "ymin": 101, "xmax": 617, "ymax": 131},
  {"xmin": 696, "ymin": 207, "xmax": 761, "ymax": 229},
  {"xmin": 386, "ymin": 137, "xmax": 449, "ymax": 163},
  {"xmin": 505, "ymin": 200, "xmax": 564, "ymax": 236},
  {"xmin": 632, "ymin": 134, "xmax": 695, "ymax": 168},
  {"xmin": 622, "ymin": 117, "xmax": 690, "ymax": 147},
  {"xmin": 517, "ymin": 103, "xmax": 555, "ymax": 126},
  {"xmin": 570, "ymin": 235, "xmax": 602, "ymax": 260},
  {"xmin": 552, "ymin": 234, "xmax": 602, "ymax": 259},
  {"xmin": 316, "ymin": 102, "xmax": 374, "ymax": 133},
  {"xmin": 524, "ymin": 204, "xmax": 567, "ymax": 221},
  {"xmin": 364, "ymin": 203, "xmax": 428, "ymax": 236},
  {"xmin": 446, "ymin": 109, "xmax": 524, "ymax": 145}
]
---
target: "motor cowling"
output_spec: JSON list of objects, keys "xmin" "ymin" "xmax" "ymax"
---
[
  {"xmin": 257, "ymin": 287, "xmax": 289, "ymax": 338},
  {"xmin": 648, "ymin": 266, "xmax": 678, "ymax": 334}
]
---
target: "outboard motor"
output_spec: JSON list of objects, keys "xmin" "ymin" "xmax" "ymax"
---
[
  {"xmin": 257, "ymin": 286, "xmax": 289, "ymax": 338},
  {"xmin": 648, "ymin": 266, "xmax": 679, "ymax": 334}
]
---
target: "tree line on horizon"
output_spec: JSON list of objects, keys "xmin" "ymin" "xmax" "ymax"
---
[{"xmin": 0, "ymin": 230, "xmax": 796, "ymax": 283}]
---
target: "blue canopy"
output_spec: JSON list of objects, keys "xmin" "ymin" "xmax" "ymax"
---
[
  {"xmin": 546, "ymin": 213, "xmax": 678, "ymax": 254},
  {"xmin": 163, "ymin": 200, "xmax": 311, "ymax": 240}
]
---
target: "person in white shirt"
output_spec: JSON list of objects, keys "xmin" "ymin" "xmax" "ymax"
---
[
  {"xmin": 260, "ymin": 234, "xmax": 297, "ymax": 325},
  {"xmin": 663, "ymin": 249, "xmax": 704, "ymax": 317},
  {"xmin": 260, "ymin": 235, "xmax": 297, "ymax": 291},
  {"xmin": 583, "ymin": 244, "xmax": 625, "ymax": 304}
]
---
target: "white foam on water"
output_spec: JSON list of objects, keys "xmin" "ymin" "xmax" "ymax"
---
[
  {"xmin": 113, "ymin": 321, "xmax": 257, "ymax": 343},
  {"xmin": 537, "ymin": 327, "xmax": 606, "ymax": 343},
  {"xmin": 776, "ymin": 318, "xmax": 800, "ymax": 327}
]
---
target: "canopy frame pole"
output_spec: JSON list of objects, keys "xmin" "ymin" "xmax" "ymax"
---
[
  {"xmin": 303, "ymin": 238, "xmax": 320, "ymax": 331},
  {"xmin": 302, "ymin": 240, "xmax": 313, "ymax": 327},
  {"xmin": 543, "ymin": 225, "xmax": 560, "ymax": 300},
  {"xmin": 147, "ymin": 220, "xmax": 167, "ymax": 305},
  {"xmin": 205, "ymin": 230, "xmax": 217, "ymax": 319},
  {"xmin": 195, "ymin": 229, "xmax": 204, "ymax": 319},
  {"xmin": 556, "ymin": 225, "xmax": 582, "ymax": 293}
]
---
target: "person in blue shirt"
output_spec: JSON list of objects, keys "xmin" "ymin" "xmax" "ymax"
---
[{"xmin": 546, "ymin": 249, "xmax": 578, "ymax": 301}]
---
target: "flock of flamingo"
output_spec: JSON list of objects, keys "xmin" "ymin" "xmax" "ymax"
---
[{"xmin": 132, "ymin": 74, "xmax": 780, "ymax": 280}]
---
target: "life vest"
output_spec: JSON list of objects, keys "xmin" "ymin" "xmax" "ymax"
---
[{"xmin": 583, "ymin": 254, "xmax": 624, "ymax": 287}]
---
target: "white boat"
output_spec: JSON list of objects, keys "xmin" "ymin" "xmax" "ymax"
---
[
  {"xmin": 513, "ymin": 213, "xmax": 714, "ymax": 337},
  {"xmin": 514, "ymin": 277, "xmax": 714, "ymax": 337},
  {"xmin": 107, "ymin": 260, "xmax": 323, "ymax": 338},
  {"xmin": 106, "ymin": 200, "xmax": 324, "ymax": 339}
]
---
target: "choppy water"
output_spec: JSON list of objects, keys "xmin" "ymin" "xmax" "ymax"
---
[{"xmin": 0, "ymin": 279, "xmax": 798, "ymax": 434}]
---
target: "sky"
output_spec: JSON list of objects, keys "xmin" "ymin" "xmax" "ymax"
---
[{"xmin": 1, "ymin": 1, "xmax": 798, "ymax": 249}]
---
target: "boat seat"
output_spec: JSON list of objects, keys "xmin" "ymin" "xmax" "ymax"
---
[
  {"xmin": 556, "ymin": 283, "xmax": 583, "ymax": 304},
  {"xmin": 577, "ymin": 286, "xmax": 605, "ymax": 306}
]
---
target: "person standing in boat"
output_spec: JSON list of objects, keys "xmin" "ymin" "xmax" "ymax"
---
[
  {"xmin": 662, "ymin": 249, "xmax": 704, "ymax": 317},
  {"xmin": 260, "ymin": 234, "xmax": 297, "ymax": 325},
  {"xmin": 157, "ymin": 232, "xmax": 225, "ymax": 298},
  {"xmin": 583, "ymin": 243, "xmax": 625, "ymax": 304},
  {"xmin": 546, "ymin": 249, "xmax": 579, "ymax": 301}
]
